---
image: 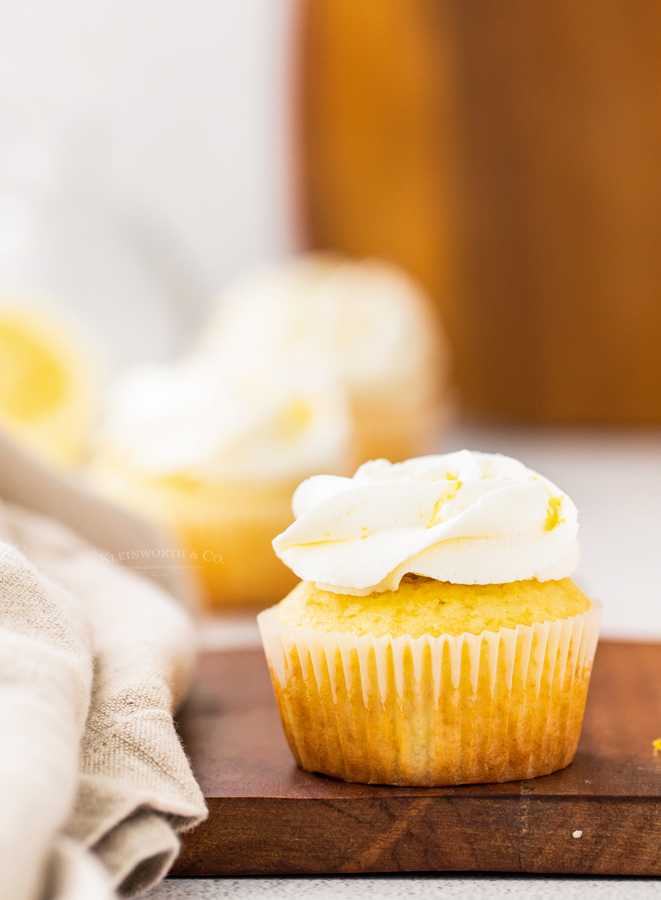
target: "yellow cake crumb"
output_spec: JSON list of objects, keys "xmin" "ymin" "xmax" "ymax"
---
[
  {"xmin": 273, "ymin": 575, "xmax": 591, "ymax": 638},
  {"xmin": 653, "ymin": 738, "xmax": 661, "ymax": 757}
]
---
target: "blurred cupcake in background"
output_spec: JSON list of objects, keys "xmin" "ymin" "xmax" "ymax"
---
[
  {"xmin": 88, "ymin": 251, "xmax": 449, "ymax": 608},
  {"xmin": 201, "ymin": 253, "xmax": 450, "ymax": 464},
  {"xmin": 89, "ymin": 350, "xmax": 354, "ymax": 608}
]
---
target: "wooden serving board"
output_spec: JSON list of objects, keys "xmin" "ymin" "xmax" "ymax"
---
[{"xmin": 173, "ymin": 641, "xmax": 661, "ymax": 877}]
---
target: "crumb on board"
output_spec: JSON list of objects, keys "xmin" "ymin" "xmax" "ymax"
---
[
  {"xmin": 573, "ymin": 830, "xmax": 583, "ymax": 839},
  {"xmin": 653, "ymin": 738, "xmax": 661, "ymax": 756}
]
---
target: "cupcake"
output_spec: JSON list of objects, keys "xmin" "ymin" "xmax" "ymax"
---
[
  {"xmin": 88, "ymin": 352, "xmax": 354, "ymax": 607},
  {"xmin": 258, "ymin": 450, "xmax": 601, "ymax": 786},
  {"xmin": 201, "ymin": 254, "xmax": 449, "ymax": 464}
]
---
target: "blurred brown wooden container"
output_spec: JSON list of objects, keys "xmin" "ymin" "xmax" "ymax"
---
[{"xmin": 300, "ymin": 0, "xmax": 661, "ymax": 423}]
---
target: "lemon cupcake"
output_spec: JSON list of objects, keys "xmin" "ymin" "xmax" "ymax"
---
[
  {"xmin": 201, "ymin": 254, "xmax": 449, "ymax": 464},
  {"xmin": 89, "ymin": 353, "xmax": 354, "ymax": 607},
  {"xmin": 258, "ymin": 450, "xmax": 601, "ymax": 786}
]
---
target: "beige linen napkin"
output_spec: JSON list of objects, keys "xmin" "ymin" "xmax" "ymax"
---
[{"xmin": 0, "ymin": 432, "xmax": 207, "ymax": 899}]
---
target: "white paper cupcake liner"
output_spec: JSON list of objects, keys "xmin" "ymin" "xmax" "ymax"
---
[
  {"xmin": 89, "ymin": 466, "xmax": 298, "ymax": 606},
  {"xmin": 258, "ymin": 598, "xmax": 602, "ymax": 786}
]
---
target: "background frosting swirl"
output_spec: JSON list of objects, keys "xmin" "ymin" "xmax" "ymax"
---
[
  {"xmin": 273, "ymin": 450, "xmax": 579, "ymax": 594},
  {"xmin": 95, "ymin": 352, "xmax": 352, "ymax": 483}
]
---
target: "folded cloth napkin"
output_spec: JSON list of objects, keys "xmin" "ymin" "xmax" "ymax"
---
[{"xmin": 0, "ymin": 432, "xmax": 207, "ymax": 899}]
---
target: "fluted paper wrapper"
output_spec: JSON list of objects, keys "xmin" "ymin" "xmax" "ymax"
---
[
  {"xmin": 89, "ymin": 467, "xmax": 298, "ymax": 607},
  {"xmin": 168, "ymin": 487, "xmax": 298, "ymax": 607},
  {"xmin": 258, "ymin": 600, "xmax": 601, "ymax": 786}
]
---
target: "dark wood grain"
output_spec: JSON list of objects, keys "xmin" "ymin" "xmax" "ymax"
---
[
  {"xmin": 300, "ymin": 0, "xmax": 661, "ymax": 423},
  {"xmin": 173, "ymin": 641, "xmax": 661, "ymax": 877}
]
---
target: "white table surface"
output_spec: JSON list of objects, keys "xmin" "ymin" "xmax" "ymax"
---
[
  {"xmin": 147, "ymin": 874, "xmax": 661, "ymax": 899},
  {"xmin": 160, "ymin": 424, "xmax": 661, "ymax": 898}
]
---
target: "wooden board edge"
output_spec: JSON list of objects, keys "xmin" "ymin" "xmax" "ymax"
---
[{"xmin": 172, "ymin": 794, "xmax": 661, "ymax": 877}]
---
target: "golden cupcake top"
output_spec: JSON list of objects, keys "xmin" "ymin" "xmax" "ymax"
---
[
  {"xmin": 273, "ymin": 450, "xmax": 579, "ymax": 594},
  {"xmin": 274, "ymin": 575, "xmax": 591, "ymax": 639}
]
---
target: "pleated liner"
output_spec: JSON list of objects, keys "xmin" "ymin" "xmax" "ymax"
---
[
  {"xmin": 93, "ymin": 467, "xmax": 300, "ymax": 607},
  {"xmin": 169, "ymin": 486, "xmax": 298, "ymax": 607},
  {"xmin": 257, "ymin": 600, "xmax": 602, "ymax": 786}
]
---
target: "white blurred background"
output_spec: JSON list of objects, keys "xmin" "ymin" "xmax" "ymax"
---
[
  {"xmin": 0, "ymin": 0, "xmax": 660, "ymax": 641},
  {"xmin": 0, "ymin": 0, "xmax": 298, "ymax": 363}
]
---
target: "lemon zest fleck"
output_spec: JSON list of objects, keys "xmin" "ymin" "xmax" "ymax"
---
[
  {"xmin": 545, "ymin": 495, "xmax": 564, "ymax": 531},
  {"xmin": 276, "ymin": 398, "xmax": 313, "ymax": 441},
  {"xmin": 427, "ymin": 481, "xmax": 462, "ymax": 529}
]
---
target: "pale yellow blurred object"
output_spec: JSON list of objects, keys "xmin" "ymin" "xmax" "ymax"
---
[
  {"xmin": 202, "ymin": 254, "xmax": 450, "ymax": 464},
  {"xmin": 0, "ymin": 303, "xmax": 98, "ymax": 467},
  {"xmin": 89, "ymin": 353, "xmax": 354, "ymax": 608}
]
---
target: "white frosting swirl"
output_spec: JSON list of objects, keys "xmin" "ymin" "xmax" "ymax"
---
[
  {"xmin": 95, "ymin": 352, "xmax": 352, "ymax": 483},
  {"xmin": 201, "ymin": 254, "xmax": 446, "ymax": 408},
  {"xmin": 273, "ymin": 450, "xmax": 579, "ymax": 594}
]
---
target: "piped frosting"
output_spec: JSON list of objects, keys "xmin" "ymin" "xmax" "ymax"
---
[{"xmin": 273, "ymin": 450, "xmax": 579, "ymax": 594}]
